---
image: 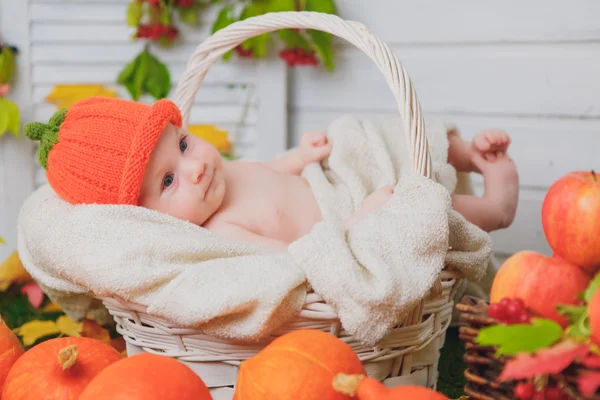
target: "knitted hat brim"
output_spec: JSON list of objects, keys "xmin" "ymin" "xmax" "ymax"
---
[{"xmin": 118, "ymin": 99, "xmax": 183, "ymax": 205}]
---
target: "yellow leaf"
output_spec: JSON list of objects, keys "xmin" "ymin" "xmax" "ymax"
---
[
  {"xmin": 0, "ymin": 251, "xmax": 32, "ymax": 291},
  {"xmin": 45, "ymin": 84, "xmax": 118, "ymax": 109},
  {"xmin": 0, "ymin": 236, "xmax": 4, "ymax": 244},
  {"xmin": 56, "ymin": 315, "xmax": 82, "ymax": 337},
  {"xmin": 41, "ymin": 302, "xmax": 63, "ymax": 313},
  {"xmin": 187, "ymin": 124, "xmax": 232, "ymax": 154},
  {"xmin": 14, "ymin": 320, "xmax": 60, "ymax": 346}
]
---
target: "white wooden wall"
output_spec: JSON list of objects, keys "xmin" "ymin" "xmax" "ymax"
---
[
  {"xmin": 289, "ymin": 0, "xmax": 600, "ymax": 264},
  {"xmin": 0, "ymin": 0, "xmax": 287, "ymax": 261},
  {"xmin": 1, "ymin": 0, "xmax": 599, "ymax": 265}
]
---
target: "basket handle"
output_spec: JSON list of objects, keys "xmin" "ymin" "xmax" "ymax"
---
[{"xmin": 174, "ymin": 11, "xmax": 432, "ymax": 178}]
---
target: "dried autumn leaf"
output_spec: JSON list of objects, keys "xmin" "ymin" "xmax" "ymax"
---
[
  {"xmin": 499, "ymin": 340, "xmax": 590, "ymax": 381},
  {"xmin": 80, "ymin": 319, "xmax": 111, "ymax": 345},
  {"xmin": 579, "ymin": 371, "xmax": 600, "ymax": 397},
  {"xmin": 581, "ymin": 355, "xmax": 600, "ymax": 369},
  {"xmin": 14, "ymin": 320, "xmax": 60, "ymax": 346},
  {"xmin": 111, "ymin": 337, "xmax": 127, "ymax": 353},
  {"xmin": 45, "ymin": 84, "xmax": 118, "ymax": 109},
  {"xmin": 0, "ymin": 251, "xmax": 32, "ymax": 291}
]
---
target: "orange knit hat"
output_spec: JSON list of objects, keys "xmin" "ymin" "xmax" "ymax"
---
[{"xmin": 24, "ymin": 96, "xmax": 182, "ymax": 205}]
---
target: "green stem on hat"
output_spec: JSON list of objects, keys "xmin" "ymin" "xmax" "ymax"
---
[{"xmin": 24, "ymin": 108, "xmax": 67, "ymax": 169}]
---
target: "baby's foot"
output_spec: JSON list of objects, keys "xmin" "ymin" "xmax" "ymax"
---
[{"xmin": 472, "ymin": 130, "xmax": 511, "ymax": 162}]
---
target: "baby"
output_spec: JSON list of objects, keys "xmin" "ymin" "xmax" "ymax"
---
[{"xmin": 26, "ymin": 97, "xmax": 518, "ymax": 251}]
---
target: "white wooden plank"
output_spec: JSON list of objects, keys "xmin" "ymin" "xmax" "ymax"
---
[
  {"xmin": 0, "ymin": 0, "xmax": 35, "ymax": 262},
  {"xmin": 30, "ymin": 3, "xmax": 130, "ymax": 22},
  {"xmin": 31, "ymin": 62, "xmax": 258, "ymax": 85},
  {"xmin": 255, "ymin": 59, "xmax": 288, "ymax": 159},
  {"xmin": 32, "ymin": 0, "xmax": 129, "ymax": 2},
  {"xmin": 30, "ymin": 0, "xmax": 600, "ymax": 43},
  {"xmin": 32, "ymin": 83, "xmax": 256, "ymax": 106},
  {"xmin": 33, "ymin": 103, "xmax": 259, "ymax": 125},
  {"xmin": 32, "ymin": 43, "xmax": 207, "ymax": 63},
  {"xmin": 30, "ymin": 2, "xmax": 221, "ymax": 24},
  {"xmin": 290, "ymin": 110, "xmax": 600, "ymax": 190},
  {"xmin": 291, "ymin": 44, "xmax": 600, "ymax": 118},
  {"xmin": 334, "ymin": 0, "xmax": 600, "ymax": 44}
]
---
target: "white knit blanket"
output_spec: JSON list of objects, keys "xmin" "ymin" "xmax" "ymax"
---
[{"xmin": 17, "ymin": 115, "xmax": 492, "ymax": 347}]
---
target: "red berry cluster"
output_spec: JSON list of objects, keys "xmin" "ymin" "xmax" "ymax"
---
[
  {"xmin": 144, "ymin": 0, "xmax": 160, "ymax": 6},
  {"xmin": 235, "ymin": 46, "xmax": 253, "ymax": 58},
  {"xmin": 278, "ymin": 48, "xmax": 318, "ymax": 67},
  {"xmin": 175, "ymin": 0, "xmax": 194, "ymax": 7},
  {"xmin": 514, "ymin": 382, "xmax": 569, "ymax": 399},
  {"xmin": 487, "ymin": 297, "xmax": 531, "ymax": 324},
  {"xmin": 137, "ymin": 24, "xmax": 179, "ymax": 41}
]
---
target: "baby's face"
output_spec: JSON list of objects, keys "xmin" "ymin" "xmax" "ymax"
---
[{"xmin": 139, "ymin": 123, "xmax": 226, "ymax": 226}]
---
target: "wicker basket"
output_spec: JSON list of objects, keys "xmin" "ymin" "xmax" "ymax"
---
[
  {"xmin": 100, "ymin": 11, "xmax": 463, "ymax": 400},
  {"xmin": 457, "ymin": 296, "xmax": 600, "ymax": 400}
]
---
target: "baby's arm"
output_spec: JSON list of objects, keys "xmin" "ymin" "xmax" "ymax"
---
[
  {"xmin": 266, "ymin": 149, "xmax": 307, "ymax": 176},
  {"xmin": 266, "ymin": 131, "xmax": 332, "ymax": 176}
]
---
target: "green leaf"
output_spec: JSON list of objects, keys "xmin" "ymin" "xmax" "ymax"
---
[
  {"xmin": 144, "ymin": 54, "xmax": 171, "ymax": 99},
  {"xmin": 237, "ymin": 4, "xmax": 272, "ymax": 57},
  {"xmin": 558, "ymin": 304, "xmax": 587, "ymax": 325},
  {"xmin": 558, "ymin": 304, "xmax": 592, "ymax": 340},
  {"xmin": 0, "ymin": 98, "xmax": 20, "ymax": 137},
  {"xmin": 0, "ymin": 236, "xmax": 4, "ymax": 244},
  {"xmin": 179, "ymin": 7, "xmax": 198, "ymax": 25},
  {"xmin": 277, "ymin": 29, "xmax": 311, "ymax": 50},
  {"xmin": 211, "ymin": 5, "xmax": 236, "ymax": 34},
  {"xmin": 266, "ymin": 0, "xmax": 296, "ymax": 13},
  {"xmin": 116, "ymin": 53, "xmax": 140, "ymax": 86},
  {"xmin": 583, "ymin": 271, "xmax": 600, "ymax": 302},
  {"xmin": 304, "ymin": 0, "xmax": 336, "ymax": 13},
  {"xmin": 307, "ymin": 29, "xmax": 335, "ymax": 71},
  {"xmin": 475, "ymin": 318, "xmax": 563, "ymax": 356},
  {"xmin": 126, "ymin": 1, "xmax": 143, "ymax": 27}
]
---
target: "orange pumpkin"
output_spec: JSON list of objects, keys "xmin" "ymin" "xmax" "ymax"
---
[
  {"xmin": 79, "ymin": 353, "xmax": 212, "ymax": 399},
  {"xmin": 0, "ymin": 319, "xmax": 24, "ymax": 394},
  {"xmin": 234, "ymin": 329, "xmax": 365, "ymax": 400},
  {"xmin": 2, "ymin": 336, "xmax": 122, "ymax": 400},
  {"xmin": 333, "ymin": 373, "xmax": 449, "ymax": 399}
]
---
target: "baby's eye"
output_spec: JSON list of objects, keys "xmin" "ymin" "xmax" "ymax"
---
[
  {"xmin": 163, "ymin": 174, "xmax": 174, "ymax": 189},
  {"xmin": 179, "ymin": 136, "xmax": 188, "ymax": 153}
]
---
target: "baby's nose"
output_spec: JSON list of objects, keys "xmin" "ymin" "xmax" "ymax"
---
[{"xmin": 186, "ymin": 159, "xmax": 205, "ymax": 184}]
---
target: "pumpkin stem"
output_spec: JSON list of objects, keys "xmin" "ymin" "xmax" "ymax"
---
[
  {"xmin": 592, "ymin": 170, "xmax": 597, "ymax": 183},
  {"xmin": 57, "ymin": 345, "xmax": 78, "ymax": 370},
  {"xmin": 332, "ymin": 373, "xmax": 365, "ymax": 396}
]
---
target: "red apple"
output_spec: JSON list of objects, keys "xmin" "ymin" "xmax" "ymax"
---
[
  {"xmin": 490, "ymin": 251, "xmax": 590, "ymax": 326},
  {"xmin": 589, "ymin": 289, "xmax": 600, "ymax": 345},
  {"xmin": 542, "ymin": 171, "xmax": 600, "ymax": 274}
]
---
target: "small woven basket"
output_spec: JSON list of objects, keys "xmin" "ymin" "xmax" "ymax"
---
[
  {"xmin": 100, "ymin": 11, "xmax": 463, "ymax": 399},
  {"xmin": 457, "ymin": 296, "xmax": 600, "ymax": 400}
]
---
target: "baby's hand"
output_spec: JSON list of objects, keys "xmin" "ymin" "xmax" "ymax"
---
[
  {"xmin": 344, "ymin": 185, "xmax": 395, "ymax": 230},
  {"xmin": 299, "ymin": 130, "xmax": 332, "ymax": 164}
]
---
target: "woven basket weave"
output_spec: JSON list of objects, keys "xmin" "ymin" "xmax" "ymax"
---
[
  {"xmin": 100, "ymin": 11, "xmax": 463, "ymax": 399},
  {"xmin": 457, "ymin": 296, "xmax": 600, "ymax": 400}
]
